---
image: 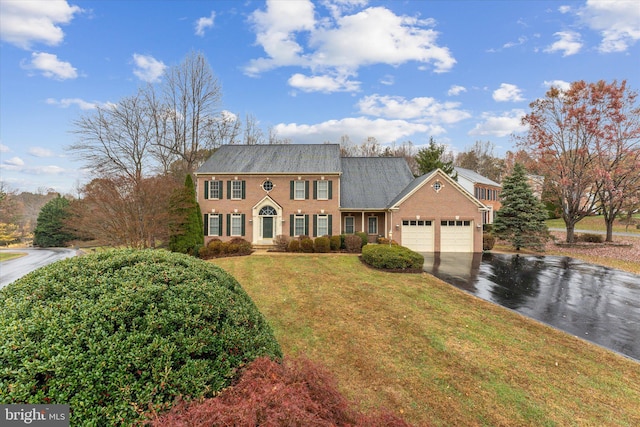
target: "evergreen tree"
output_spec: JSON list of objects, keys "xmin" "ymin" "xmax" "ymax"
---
[
  {"xmin": 169, "ymin": 175, "xmax": 204, "ymax": 255},
  {"xmin": 33, "ymin": 195, "xmax": 75, "ymax": 247},
  {"xmin": 415, "ymin": 137, "xmax": 457, "ymax": 179},
  {"xmin": 493, "ymin": 164, "xmax": 549, "ymax": 251}
]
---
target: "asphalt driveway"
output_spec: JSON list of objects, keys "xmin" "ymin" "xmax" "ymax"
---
[{"xmin": 0, "ymin": 248, "xmax": 77, "ymax": 289}]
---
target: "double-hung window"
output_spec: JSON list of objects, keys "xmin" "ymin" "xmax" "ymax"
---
[
  {"xmin": 316, "ymin": 215, "xmax": 328, "ymax": 236},
  {"xmin": 209, "ymin": 214, "xmax": 221, "ymax": 236},
  {"xmin": 230, "ymin": 214, "xmax": 243, "ymax": 236},
  {"xmin": 294, "ymin": 215, "xmax": 306, "ymax": 236},
  {"xmin": 368, "ymin": 216, "xmax": 378, "ymax": 235},
  {"xmin": 294, "ymin": 181, "xmax": 306, "ymax": 200},
  {"xmin": 209, "ymin": 181, "xmax": 221, "ymax": 199},
  {"xmin": 345, "ymin": 216, "xmax": 355, "ymax": 234},
  {"xmin": 231, "ymin": 180, "xmax": 243, "ymax": 199},
  {"xmin": 316, "ymin": 181, "xmax": 329, "ymax": 200}
]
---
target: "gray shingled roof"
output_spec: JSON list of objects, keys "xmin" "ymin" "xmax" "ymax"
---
[
  {"xmin": 454, "ymin": 167, "xmax": 501, "ymax": 187},
  {"xmin": 387, "ymin": 172, "xmax": 433, "ymax": 208},
  {"xmin": 340, "ymin": 157, "xmax": 414, "ymax": 209},
  {"xmin": 197, "ymin": 144, "xmax": 342, "ymax": 174}
]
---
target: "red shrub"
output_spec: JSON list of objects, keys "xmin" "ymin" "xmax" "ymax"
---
[{"xmin": 148, "ymin": 357, "xmax": 414, "ymax": 427}]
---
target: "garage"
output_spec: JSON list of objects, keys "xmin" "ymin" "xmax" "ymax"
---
[
  {"xmin": 440, "ymin": 220, "xmax": 473, "ymax": 252},
  {"xmin": 401, "ymin": 220, "xmax": 434, "ymax": 252}
]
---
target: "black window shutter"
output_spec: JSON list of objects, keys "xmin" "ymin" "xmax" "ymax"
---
[
  {"xmin": 241, "ymin": 181, "xmax": 246, "ymax": 199},
  {"xmin": 217, "ymin": 214, "xmax": 223, "ymax": 236},
  {"xmin": 290, "ymin": 181, "xmax": 294, "ymax": 199},
  {"xmin": 304, "ymin": 214, "xmax": 309, "ymax": 236},
  {"xmin": 241, "ymin": 214, "xmax": 245, "ymax": 236},
  {"xmin": 290, "ymin": 214, "xmax": 294, "ymax": 235},
  {"xmin": 328, "ymin": 215, "xmax": 332, "ymax": 235},
  {"xmin": 226, "ymin": 214, "xmax": 231, "ymax": 236},
  {"xmin": 227, "ymin": 181, "xmax": 231, "ymax": 199},
  {"xmin": 204, "ymin": 181, "xmax": 209, "ymax": 200},
  {"xmin": 313, "ymin": 181, "xmax": 317, "ymax": 199},
  {"xmin": 328, "ymin": 181, "xmax": 333, "ymax": 199},
  {"xmin": 313, "ymin": 214, "xmax": 318, "ymax": 237},
  {"xmin": 204, "ymin": 213, "xmax": 209, "ymax": 235},
  {"xmin": 218, "ymin": 181, "xmax": 223, "ymax": 199},
  {"xmin": 305, "ymin": 181, "xmax": 309, "ymax": 199}
]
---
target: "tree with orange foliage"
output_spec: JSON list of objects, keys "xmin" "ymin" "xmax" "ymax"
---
[{"xmin": 519, "ymin": 80, "xmax": 640, "ymax": 243}]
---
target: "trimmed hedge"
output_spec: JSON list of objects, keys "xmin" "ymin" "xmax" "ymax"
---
[
  {"xmin": 361, "ymin": 244, "xmax": 424, "ymax": 270},
  {"xmin": 483, "ymin": 233, "xmax": 496, "ymax": 250},
  {"xmin": 0, "ymin": 249, "xmax": 281, "ymax": 425},
  {"xmin": 577, "ymin": 233, "xmax": 604, "ymax": 243},
  {"xmin": 314, "ymin": 236, "xmax": 331, "ymax": 253},
  {"xmin": 199, "ymin": 237, "xmax": 253, "ymax": 259}
]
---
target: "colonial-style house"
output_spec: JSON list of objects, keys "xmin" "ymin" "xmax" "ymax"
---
[
  {"xmin": 454, "ymin": 167, "xmax": 502, "ymax": 224},
  {"xmin": 195, "ymin": 144, "xmax": 488, "ymax": 252}
]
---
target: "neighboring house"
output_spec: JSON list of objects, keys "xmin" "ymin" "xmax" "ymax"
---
[
  {"xmin": 195, "ymin": 144, "xmax": 488, "ymax": 252},
  {"xmin": 454, "ymin": 167, "xmax": 502, "ymax": 224}
]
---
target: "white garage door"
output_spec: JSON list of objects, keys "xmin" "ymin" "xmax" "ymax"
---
[
  {"xmin": 440, "ymin": 220, "xmax": 473, "ymax": 252},
  {"xmin": 401, "ymin": 220, "xmax": 434, "ymax": 252}
]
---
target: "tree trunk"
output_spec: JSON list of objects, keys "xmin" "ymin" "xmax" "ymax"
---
[
  {"xmin": 565, "ymin": 224, "xmax": 575, "ymax": 243},
  {"xmin": 605, "ymin": 218, "xmax": 614, "ymax": 243}
]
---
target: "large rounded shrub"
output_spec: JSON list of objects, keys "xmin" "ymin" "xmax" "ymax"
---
[
  {"xmin": 0, "ymin": 249, "xmax": 281, "ymax": 425},
  {"xmin": 361, "ymin": 244, "xmax": 424, "ymax": 270}
]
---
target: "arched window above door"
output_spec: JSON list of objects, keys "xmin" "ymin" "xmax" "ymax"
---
[{"xmin": 259, "ymin": 206, "xmax": 277, "ymax": 216}]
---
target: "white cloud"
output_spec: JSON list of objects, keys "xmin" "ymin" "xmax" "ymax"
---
[
  {"xmin": 0, "ymin": 143, "xmax": 10, "ymax": 153},
  {"xmin": 246, "ymin": 1, "xmax": 455, "ymax": 91},
  {"xmin": 2, "ymin": 157, "xmax": 25, "ymax": 169},
  {"xmin": 579, "ymin": 0, "xmax": 640, "ymax": 53},
  {"xmin": 0, "ymin": 0, "xmax": 81, "ymax": 49},
  {"xmin": 46, "ymin": 97, "xmax": 97, "ymax": 110},
  {"xmin": 28, "ymin": 147, "xmax": 55, "ymax": 158},
  {"xmin": 132, "ymin": 54, "xmax": 166, "ymax": 83},
  {"xmin": 543, "ymin": 80, "xmax": 571, "ymax": 91},
  {"xmin": 380, "ymin": 74, "xmax": 395, "ymax": 86},
  {"xmin": 23, "ymin": 52, "xmax": 78, "ymax": 80},
  {"xmin": 274, "ymin": 116, "xmax": 434, "ymax": 145},
  {"xmin": 447, "ymin": 85, "xmax": 467, "ymax": 96},
  {"xmin": 469, "ymin": 110, "xmax": 528, "ymax": 137},
  {"xmin": 288, "ymin": 72, "xmax": 360, "ymax": 93},
  {"xmin": 545, "ymin": 31, "xmax": 583, "ymax": 56},
  {"xmin": 195, "ymin": 11, "xmax": 215, "ymax": 36},
  {"xmin": 357, "ymin": 94, "xmax": 471, "ymax": 124},
  {"xmin": 493, "ymin": 83, "xmax": 524, "ymax": 102}
]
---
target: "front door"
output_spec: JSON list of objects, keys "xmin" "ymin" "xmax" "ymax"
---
[{"xmin": 262, "ymin": 216, "xmax": 274, "ymax": 239}]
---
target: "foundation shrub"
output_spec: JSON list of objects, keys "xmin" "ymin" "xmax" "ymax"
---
[
  {"xmin": 340, "ymin": 234, "xmax": 347, "ymax": 249},
  {"xmin": 0, "ymin": 249, "xmax": 281, "ymax": 426},
  {"xmin": 199, "ymin": 238, "xmax": 252, "ymax": 259},
  {"xmin": 483, "ymin": 233, "xmax": 496, "ymax": 250},
  {"xmin": 377, "ymin": 237, "xmax": 399, "ymax": 245},
  {"xmin": 300, "ymin": 236, "xmax": 315, "ymax": 253},
  {"xmin": 288, "ymin": 239, "xmax": 301, "ymax": 252},
  {"xmin": 361, "ymin": 244, "xmax": 424, "ymax": 270},
  {"xmin": 345, "ymin": 234, "xmax": 363, "ymax": 253},
  {"xmin": 577, "ymin": 233, "xmax": 604, "ymax": 243},
  {"xmin": 355, "ymin": 231, "xmax": 369, "ymax": 247},
  {"xmin": 150, "ymin": 357, "xmax": 413, "ymax": 427},
  {"xmin": 273, "ymin": 235, "xmax": 290, "ymax": 252},
  {"xmin": 314, "ymin": 236, "xmax": 331, "ymax": 253},
  {"xmin": 329, "ymin": 235, "xmax": 342, "ymax": 251}
]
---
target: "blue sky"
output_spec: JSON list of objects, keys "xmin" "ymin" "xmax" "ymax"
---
[{"xmin": 1, "ymin": 0, "xmax": 639, "ymax": 194}]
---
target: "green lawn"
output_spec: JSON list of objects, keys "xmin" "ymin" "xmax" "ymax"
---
[
  {"xmin": 213, "ymin": 254, "xmax": 640, "ymax": 427},
  {"xmin": 546, "ymin": 214, "xmax": 640, "ymax": 234},
  {"xmin": 0, "ymin": 252, "xmax": 26, "ymax": 262}
]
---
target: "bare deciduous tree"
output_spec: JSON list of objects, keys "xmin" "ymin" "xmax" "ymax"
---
[{"xmin": 162, "ymin": 51, "xmax": 222, "ymax": 174}]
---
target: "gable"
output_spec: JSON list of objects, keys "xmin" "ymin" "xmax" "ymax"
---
[{"xmin": 391, "ymin": 169, "xmax": 487, "ymax": 210}]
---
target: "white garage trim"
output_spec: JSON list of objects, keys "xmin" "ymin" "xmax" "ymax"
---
[
  {"xmin": 440, "ymin": 220, "xmax": 473, "ymax": 252},
  {"xmin": 401, "ymin": 220, "xmax": 434, "ymax": 252}
]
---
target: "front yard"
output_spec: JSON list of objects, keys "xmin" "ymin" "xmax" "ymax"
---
[{"xmin": 212, "ymin": 254, "xmax": 640, "ymax": 427}]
